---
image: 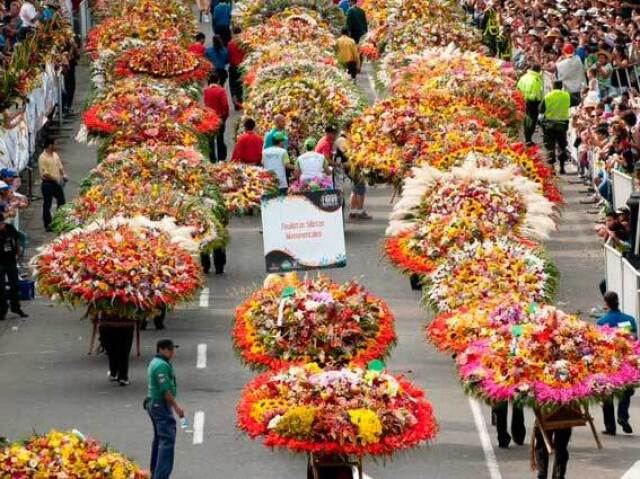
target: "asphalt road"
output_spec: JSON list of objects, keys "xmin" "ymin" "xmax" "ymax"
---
[{"xmin": 1, "ymin": 21, "xmax": 639, "ymax": 479}]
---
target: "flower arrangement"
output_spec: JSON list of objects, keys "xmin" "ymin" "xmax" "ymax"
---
[
  {"xmin": 346, "ymin": 91, "xmax": 519, "ymax": 185},
  {"xmin": 233, "ymin": 1, "xmax": 345, "ymax": 34},
  {"xmin": 423, "ymin": 239, "xmax": 558, "ymax": 313},
  {"xmin": 233, "ymin": 274, "xmax": 396, "ymax": 370},
  {"xmin": 0, "ymin": 430, "xmax": 148, "ymax": 478},
  {"xmin": 427, "ymin": 297, "xmax": 529, "ymax": 354},
  {"xmin": 51, "ymin": 180, "xmax": 228, "ymax": 251},
  {"xmin": 237, "ymin": 13, "xmax": 335, "ymax": 53},
  {"xmin": 424, "ymin": 133, "xmax": 564, "ymax": 204},
  {"xmin": 384, "ymin": 161, "xmax": 556, "ymax": 275},
  {"xmin": 114, "ymin": 41, "xmax": 212, "ymax": 85},
  {"xmin": 243, "ymin": 73, "xmax": 363, "ymax": 150},
  {"xmin": 289, "ymin": 176, "xmax": 334, "ymax": 193},
  {"xmin": 210, "ymin": 162, "xmax": 280, "ymax": 214},
  {"xmin": 237, "ymin": 363, "xmax": 438, "ymax": 456},
  {"xmin": 83, "ymin": 80, "xmax": 220, "ymax": 139},
  {"xmin": 81, "ymin": 146, "xmax": 224, "ymax": 202},
  {"xmin": 457, "ymin": 304, "xmax": 640, "ymax": 407},
  {"xmin": 32, "ymin": 217, "xmax": 203, "ymax": 319}
]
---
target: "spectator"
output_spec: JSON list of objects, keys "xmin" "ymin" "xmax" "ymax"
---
[
  {"xmin": 598, "ymin": 291, "xmax": 636, "ymax": 435},
  {"xmin": 556, "ymin": 43, "xmax": 586, "ymax": 106},
  {"xmin": 203, "ymin": 71, "xmax": 229, "ymax": 163},
  {"xmin": 231, "ymin": 118, "xmax": 263, "ymax": 165},
  {"xmin": 0, "ymin": 212, "xmax": 27, "ymax": 320}
]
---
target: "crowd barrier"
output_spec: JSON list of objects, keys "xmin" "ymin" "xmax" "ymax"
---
[
  {"xmin": 0, "ymin": 65, "xmax": 64, "ymax": 172},
  {"xmin": 612, "ymin": 169, "xmax": 634, "ymax": 210},
  {"xmin": 605, "ymin": 240, "xmax": 640, "ymax": 320}
]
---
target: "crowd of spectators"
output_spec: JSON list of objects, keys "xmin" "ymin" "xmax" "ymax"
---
[
  {"xmin": 0, "ymin": 0, "xmax": 69, "ymax": 66},
  {"xmin": 462, "ymin": 0, "xmax": 640, "ymax": 249}
]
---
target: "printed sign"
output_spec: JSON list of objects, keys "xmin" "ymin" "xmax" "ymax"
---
[{"xmin": 261, "ymin": 190, "xmax": 346, "ymax": 272}]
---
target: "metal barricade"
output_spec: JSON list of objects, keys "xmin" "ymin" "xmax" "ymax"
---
[
  {"xmin": 622, "ymin": 258, "xmax": 640, "ymax": 320},
  {"xmin": 612, "ymin": 169, "xmax": 634, "ymax": 210},
  {"xmin": 605, "ymin": 240, "xmax": 624, "ymax": 297}
]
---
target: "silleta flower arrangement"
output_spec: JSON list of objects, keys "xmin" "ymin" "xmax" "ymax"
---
[
  {"xmin": 32, "ymin": 217, "xmax": 203, "ymax": 319},
  {"xmin": 83, "ymin": 81, "xmax": 220, "ymax": 139},
  {"xmin": 232, "ymin": 0, "xmax": 345, "ymax": 33},
  {"xmin": 288, "ymin": 176, "xmax": 333, "ymax": 193},
  {"xmin": 385, "ymin": 161, "xmax": 556, "ymax": 275},
  {"xmin": 427, "ymin": 297, "xmax": 529, "ymax": 354},
  {"xmin": 456, "ymin": 304, "xmax": 640, "ymax": 407},
  {"xmin": 0, "ymin": 430, "xmax": 148, "ymax": 478},
  {"xmin": 233, "ymin": 275, "xmax": 396, "ymax": 370},
  {"xmin": 51, "ymin": 181, "xmax": 228, "ymax": 251},
  {"xmin": 237, "ymin": 363, "xmax": 438, "ymax": 456},
  {"xmin": 210, "ymin": 162, "xmax": 280, "ymax": 215},
  {"xmin": 114, "ymin": 41, "xmax": 212, "ymax": 85},
  {"xmin": 423, "ymin": 238, "xmax": 558, "ymax": 313}
]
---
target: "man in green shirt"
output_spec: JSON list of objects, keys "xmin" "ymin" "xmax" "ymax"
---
[
  {"xmin": 516, "ymin": 63, "xmax": 544, "ymax": 144},
  {"xmin": 541, "ymin": 81, "xmax": 571, "ymax": 175},
  {"xmin": 346, "ymin": 0, "xmax": 367, "ymax": 44},
  {"xmin": 145, "ymin": 339, "xmax": 184, "ymax": 479}
]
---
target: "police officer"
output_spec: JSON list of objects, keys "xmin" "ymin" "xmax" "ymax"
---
[
  {"xmin": 145, "ymin": 339, "xmax": 184, "ymax": 479},
  {"xmin": 0, "ymin": 213, "xmax": 27, "ymax": 320},
  {"xmin": 516, "ymin": 64, "xmax": 544, "ymax": 144},
  {"xmin": 541, "ymin": 81, "xmax": 571, "ymax": 174}
]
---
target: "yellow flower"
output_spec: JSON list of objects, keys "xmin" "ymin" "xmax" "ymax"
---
[{"xmin": 348, "ymin": 409, "xmax": 383, "ymax": 445}]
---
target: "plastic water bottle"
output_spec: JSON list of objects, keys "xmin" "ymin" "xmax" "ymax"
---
[{"xmin": 180, "ymin": 416, "xmax": 189, "ymax": 430}]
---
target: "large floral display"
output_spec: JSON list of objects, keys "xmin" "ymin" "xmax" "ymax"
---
[
  {"xmin": 233, "ymin": 0, "xmax": 345, "ymax": 33},
  {"xmin": 32, "ymin": 217, "xmax": 203, "ymax": 319},
  {"xmin": 385, "ymin": 162, "xmax": 556, "ymax": 275},
  {"xmin": 0, "ymin": 430, "xmax": 148, "ymax": 478},
  {"xmin": 33, "ymin": 0, "xmax": 225, "ymax": 325},
  {"xmin": 457, "ymin": 305, "xmax": 640, "ymax": 407},
  {"xmin": 234, "ymin": 275, "xmax": 396, "ymax": 370},
  {"xmin": 237, "ymin": 363, "xmax": 438, "ymax": 456},
  {"xmin": 210, "ymin": 162, "xmax": 280, "ymax": 214}
]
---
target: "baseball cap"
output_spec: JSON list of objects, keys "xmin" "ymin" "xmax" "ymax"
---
[
  {"xmin": 562, "ymin": 44, "xmax": 575, "ymax": 55},
  {"xmin": 0, "ymin": 168, "xmax": 18, "ymax": 178},
  {"xmin": 157, "ymin": 339, "xmax": 179, "ymax": 350},
  {"xmin": 272, "ymin": 132, "xmax": 286, "ymax": 142},
  {"xmin": 303, "ymin": 137, "xmax": 317, "ymax": 150},
  {"xmin": 0, "ymin": 181, "xmax": 10, "ymax": 191}
]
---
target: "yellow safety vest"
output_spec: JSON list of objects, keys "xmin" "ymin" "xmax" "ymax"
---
[{"xmin": 543, "ymin": 90, "xmax": 571, "ymax": 122}]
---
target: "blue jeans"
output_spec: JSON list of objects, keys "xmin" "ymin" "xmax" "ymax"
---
[{"xmin": 147, "ymin": 400, "xmax": 176, "ymax": 479}]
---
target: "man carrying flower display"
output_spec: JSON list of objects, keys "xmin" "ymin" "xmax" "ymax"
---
[
  {"xmin": 295, "ymin": 137, "xmax": 333, "ymax": 186},
  {"xmin": 145, "ymin": 339, "xmax": 184, "ymax": 479},
  {"xmin": 212, "ymin": 0, "xmax": 231, "ymax": 46},
  {"xmin": 227, "ymin": 26, "xmax": 244, "ymax": 109},
  {"xmin": 345, "ymin": 0, "xmax": 367, "ymax": 44},
  {"xmin": 598, "ymin": 291, "xmax": 637, "ymax": 436},
  {"xmin": 203, "ymin": 72, "xmax": 229, "ymax": 163},
  {"xmin": 491, "ymin": 402, "xmax": 525, "ymax": 449},
  {"xmin": 534, "ymin": 420, "xmax": 572, "ymax": 479},
  {"xmin": 232, "ymin": 118, "xmax": 263, "ymax": 165},
  {"xmin": 262, "ymin": 132, "xmax": 291, "ymax": 193},
  {"xmin": 336, "ymin": 26, "xmax": 360, "ymax": 80}
]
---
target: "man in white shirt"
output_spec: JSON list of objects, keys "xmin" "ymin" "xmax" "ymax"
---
[
  {"xmin": 261, "ymin": 132, "xmax": 291, "ymax": 194},
  {"xmin": 556, "ymin": 43, "xmax": 586, "ymax": 106}
]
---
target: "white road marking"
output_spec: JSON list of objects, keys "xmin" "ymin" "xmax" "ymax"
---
[
  {"xmin": 193, "ymin": 411, "xmax": 205, "ymax": 445},
  {"xmin": 469, "ymin": 398, "xmax": 503, "ymax": 479},
  {"xmin": 199, "ymin": 287, "xmax": 210, "ymax": 308},
  {"xmin": 196, "ymin": 344, "xmax": 207, "ymax": 369},
  {"xmin": 621, "ymin": 460, "xmax": 640, "ymax": 479},
  {"xmin": 367, "ymin": 72, "xmax": 379, "ymax": 102}
]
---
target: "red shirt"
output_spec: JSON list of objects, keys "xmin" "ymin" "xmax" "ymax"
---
[
  {"xmin": 315, "ymin": 136, "xmax": 334, "ymax": 160},
  {"xmin": 203, "ymin": 85, "xmax": 229, "ymax": 119},
  {"xmin": 228, "ymin": 40, "xmax": 245, "ymax": 67},
  {"xmin": 232, "ymin": 132, "xmax": 264, "ymax": 164},
  {"xmin": 188, "ymin": 43, "xmax": 206, "ymax": 57}
]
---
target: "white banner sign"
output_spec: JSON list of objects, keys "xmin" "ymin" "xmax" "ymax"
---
[{"xmin": 261, "ymin": 190, "xmax": 346, "ymax": 272}]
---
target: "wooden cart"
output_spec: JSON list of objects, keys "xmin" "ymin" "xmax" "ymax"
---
[
  {"xmin": 534, "ymin": 404, "xmax": 602, "ymax": 454},
  {"xmin": 307, "ymin": 453, "xmax": 363, "ymax": 479}
]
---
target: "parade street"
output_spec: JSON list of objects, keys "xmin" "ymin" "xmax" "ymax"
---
[{"xmin": 0, "ymin": 55, "xmax": 638, "ymax": 478}]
